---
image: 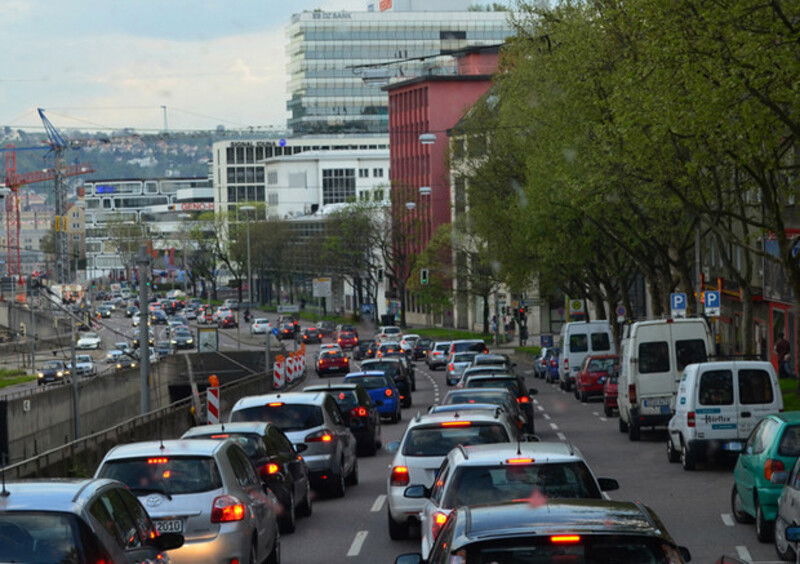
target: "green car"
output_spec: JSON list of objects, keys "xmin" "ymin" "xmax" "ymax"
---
[{"xmin": 732, "ymin": 412, "xmax": 800, "ymax": 542}]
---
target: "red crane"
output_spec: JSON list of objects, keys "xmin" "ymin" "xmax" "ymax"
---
[{"xmin": 3, "ymin": 147, "xmax": 93, "ymax": 277}]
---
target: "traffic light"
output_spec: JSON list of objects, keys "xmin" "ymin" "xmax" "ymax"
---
[{"xmin": 420, "ymin": 268, "xmax": 429, "ymax": 285}]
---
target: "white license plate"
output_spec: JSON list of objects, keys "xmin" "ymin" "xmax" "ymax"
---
[
  {"xmin": 155, "ymin": 519, "xmax": 183, "ymax": 533},
  {"xmin": 723, "ymin": 442, "xmax": 743, "ymax": 452},
  {"xmin": 643, "ymin": 398, "xmax": 670, "ymax": 407}
]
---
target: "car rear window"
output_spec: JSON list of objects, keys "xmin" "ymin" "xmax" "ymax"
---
[
  {"xmin": 454, "ymin": 353, "xmax": 478, "ymax": 363},
  {"xmin": 0, "ymin": 512, "xmax": 94, "ymax": 563},
  {"xmin": 738, "ymin": 369, "xmax": 774, "ymax": 405},
  {"xmin": 99, "ymin": 456, "xmax": 223, "ymax": 495},
  {"xmin": 467, "ymin": 378, "xmax": 521, "ymax": 396},
  {"xmin": 435, "ymin": 343, "xmax": 450, "ymax": 352},
  {"xmin": 639, "ymin": 341, "xmax": 670, "ymax": 373},
  {"xmin": 332, "ymin": 390, "xmax": 359, "ymax": 410},
  {"xmin": 231, "ymin": 404, "xmax": 324, "ymax": 431},
  {"xmin": 699, "ymin": 370, "xmax": 733, "ymax": 405},
  {"xmin": 188, "ymin": 433, "xmax": 266, "ymax": 458},
  {"xmin": 402, "ymin": 423, "xmax": 510, "ymax": 456},
  {"xmin": 362, "ymin": 361, "xmax": 399, "ymax": 375},
  {"xmin": 779, "ymin": 426, "xmax": 800, "ymax": 457},
  {"xmin": 453, "ymin": 341, "xmax": 486, "ymax": 353},
  {"xmin": 588, "ymin": 358, "xmax": 616, "ymax": 372},
  {"xmin": 442, "ymin": 461, "xmax": 601, "ymax": 508},
  {"xmin": 676, "ymin": 339, "xmax": 708, "ymax": 370},
  {"xmin": 569, "ymin": 334, "xmax": 588, "ymax": 353},
  {"xmin": 347, "ymin": 376, "xmax": 390, "ymax": 390},
  {"xmin": 445, "ymin": 391, "xmax": 515, "ymax": 412},
  {"xmin": 469, "ymin": 537, "xmax": 683, "ymax": 562},
  {"xmin": 591, "ymin": 332, "xmax": 611, "ymax": 351},
  {"xmin": 475, "ymin": 356, "xmax": 507, "ymax": 366}
]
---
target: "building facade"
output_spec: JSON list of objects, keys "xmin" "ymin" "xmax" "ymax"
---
[{"xmin": 286, "ymin": 5, "xmax": 513, "ymax": 134}]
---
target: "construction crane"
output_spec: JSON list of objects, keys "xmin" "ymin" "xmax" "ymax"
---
[{"xmin": 3, "ymin": 148, "xmax": 93, "ymax": 278}]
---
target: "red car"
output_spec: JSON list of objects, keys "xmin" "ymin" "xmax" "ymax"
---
[
  {"xmin": 316, "ymin": 350, "xmax": 350, "ymax": 376},
  {"xmin": 337, "ymin": 331, "xmax": 359, "ymax": 350},
  {"xmin": 603, "ymin": 373, "xmax": 619, "ymax": 416},
  {"xmin": 218, "ymin": 315, "xmax": 238, "ymax": 329},
  {"xmin": 574, "ymin": 354, "xmax": 618, "ymax": 403}
]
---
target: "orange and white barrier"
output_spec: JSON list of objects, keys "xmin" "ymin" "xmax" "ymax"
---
[
  {"xmin": 273, "ymin": 355, "xmax": 285, "ymax": 389},
  {"xmin": 207, "ymin": 374, "xmax": 220, "ymax": 424}
]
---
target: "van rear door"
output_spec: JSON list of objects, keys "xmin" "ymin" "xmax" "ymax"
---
[
  {"xmin": 735, "ymin": 365, "xmax": 781, "ymax": 440},
  {"xmin": 694, "ymin": 367, "xmax": 738, "ymax": 447}
]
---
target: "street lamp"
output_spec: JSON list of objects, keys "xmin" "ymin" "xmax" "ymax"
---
[
  {"xmin": 178, "ymin": 213, "xmax": 192, "ymax": 294},
  {"xmin": 240, "ymin": 206, "xmax": 256, "ymax": 307}
]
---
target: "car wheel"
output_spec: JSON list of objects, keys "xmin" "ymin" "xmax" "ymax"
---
[
  {"xmin": 618, "ymin": 415, "xmax": 629, "ymax": 433},
  {"xmin": 297, "ymin": 481, "xmax": 313, "ymax": 518},
  {"xmin": 667, "ymin": 437, "xmax": 680, "ymax": 463},
  {"xmin": 346, "ymin": 458, "xmax": 359, "ymax": 486},
  {"xmin": 388, "ymin": 509, "xmax": 410, "ymax": 540},
  {"xmin": 266, "ymin": 535, "xmax": 280, "ymax": 564},
  {"xmin": 680, "ymin": 441, "xmax": 695, "ymax": 470},
  {"xmin": 573, "ymin": 388, "xmax": 579, "ymax": 400},
  {"xmin": 775, "ymin": 517, "xmax": 794, "ymax": 561},
  {"xmin": 731, "ymin": 484, "xmax": 754, "ymax": 523},
  {"xmin": 328, "ymin": 465, "xmax": 346, "ymax": 498},
  {"xmin": 248, "ymin": 540, "xmax": 258, "ymax": 564},
  {"xmin": 603, "ymin": 404, "xmax": 613, "ymax": 417},
  {"xmin": 279, "ymin": 491, "xmax": 296, "ymax": 534},
  {"xmin": 756, "ymin": 498, "xmax": 775, "ymax": 543},
  {"xmin": 628, "ymin": 420, "xmax": 640, "ymax": 441},
  {"xmin": 579, "ymin": 391, "xmax": 588, "ymax": 403}
]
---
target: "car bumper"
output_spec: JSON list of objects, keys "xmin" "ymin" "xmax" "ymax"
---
[
  {"xmin": 167, "ymin": 524, "xmax": 254, "ymax": 564},
  {"xmin": 684, "ymin": 438, "xmax": 746, "ymax": 460},
  {"xmin": 578, "ymin": 382, "xmax": 603, "ymax": 394},
  {"xmin": 377, "ymin": 400, "xmax": 399, "ymax": 416},
  {"xmin": 388, "ymin": 486, "xmax": 424, "ymax": 522},
  {"xmin": 299, "ymin": 452, "xmax": 335, "ymax": 474},
  {"xmin": 629, "ymin": 407, "xmax": 672, "ymax": 428}
]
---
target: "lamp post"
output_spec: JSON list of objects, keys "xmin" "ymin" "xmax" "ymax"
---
[
  {"xmin": 239, "ymin": 206, "xmax": 256, "ymax": 307},
  {"xmin": 178, "ymin": 213, "xmax": 192, "ymax": 295}
]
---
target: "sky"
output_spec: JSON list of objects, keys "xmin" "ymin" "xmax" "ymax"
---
[{"xmin": 0, "ymin": 0, "xmax": 375, "ymax": 133}]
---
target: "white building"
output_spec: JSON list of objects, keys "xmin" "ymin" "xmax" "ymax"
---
[{"xmin": 211, "ymin": 136, "xmax": 389, "ymax": 219}]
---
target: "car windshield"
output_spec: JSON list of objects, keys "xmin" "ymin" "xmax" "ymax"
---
[
  {"xmin": 444, "ymin": 391, "xmax": 516, "ymax": 411},
  {"xmin": 588, "ymin": 358, "xmax": 617, "ymax": 372},
  {"xmin": 231, "ymin": 403, "xmax": 324, "ymax": 432},
  {"xmin": 347, "ymin": 375, "xmax": 390, "ymax": 390},
  {"xmin": 99, "ymin": 456, "xmax": 223, "ymax": 495},
  {"xmin": 362, "ymin": 361, "xmax": 399, "ymax": 374},
  {"xmin": 442, "ymin": 462, "xmax": 601, "ymax": 508},
  {"xmin": 0, "ymin": 511, "xmax": 88, "ymax": 564},
  {"xmin": 402, "ymin": 423, "xmax": 510, "ymax": 456},
  {"xmin": 43, "ymin": 361, "xmax": 63, "ymax": 369},
  {"xmin": 83, "ymin": 333, "xmax": 98, "ymax": 339},
  {"xmin": 467, "ymin": 536, "xmax": 683, "ymax": 563},
  {"xmin": 76, "ymin": 355, "xmax": 91, "ymax": 362},
  {"xmin": 454, "ymin": 341, "xmax": 485, "ymax": 353}
]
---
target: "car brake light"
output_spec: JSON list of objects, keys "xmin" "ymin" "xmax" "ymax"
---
[
  {"xmin": 551, "ymin": 535, "xmax": 581, "ymax": 544},
  {"xmin": 541, "ymin": 359, "xmax": 546, "ymax": 366},
  {"xmin": 147, "ymin": 457, "xmax": 168, "ymax": 464},
  {"xmin": 305, "ymin": 429, "xmax": 334, "ymax": 442},
  {"xmin": 506, "ymin": 458, "xmax": 534, "ymax": 464},
  {"xmin": 628, "ymin": 384, "xmax": 637, "ymax": 404},
  {"xmin": 448, "ymin": 363, "xmax": 455, "ymax": 372},
  {"xmin": 390, "ymin": 465, "xmax": 410, "ymax": 486},
  {"xmin": 268, "ymin": 402, "xmax": 284, "ymax": 407},
  {"xmin": 351, "ymin": 406, "xmax": 368, "ymax": 417},
  {"xmin": 344, "ymin": 358, "xmax": 349, "ymax": 363},
  {"xmin": 338, "ymin": 338, "xmax": 342, "ymax": 343},
  {"xmin": 441, "ymin": 421, "xmax": 471, "ymax": 427},
  {"xmin": 261, "ymin": 463, "xmax": 280, "ymax": 476},
  {"xmin": 564, "ymin": 358, "xmax": 569, "ymax": 370},
  {"xmin": 517, "ymin": 396, "xmax": 530, "ymax": 403},
  {"xmin": 765, "ymin": 459, "xmax": 785, "ymax": 481},
  {"xmin": 687, "ymin": 411, "xmax": 695, "ymax": 428},
  {"xmin": 210, "ymin": 434, "xmax": 230, "ymax": 439},
  {"xmin": 385, "ymin": 388, "xmax": 393, "ymax": 397},
  {"xmin": 431, "ymin": 511, "xmax": 448, "ymax": 539},
  {"xmin": 210, "ymin": 494, "xmax": 246, "ymax": 523}
]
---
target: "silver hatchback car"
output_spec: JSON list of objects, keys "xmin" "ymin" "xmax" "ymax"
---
[
  {"xmin": 95, "ymin": 439, "xmax": 280, "ymax": 564},
  {"xmin": 230, "ymin": 391, "xmax": 359, "ymax": 498}
]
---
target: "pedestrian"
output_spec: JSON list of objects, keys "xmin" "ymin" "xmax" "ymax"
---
[
  {"xmin": 491, "ymin": 315, "xmax": 498, "ymax": 345},
  {"xmin": 776, "ymin": 332, "xmax": 792, "ymax": 378},
  {"xmin": 519, "ymin": 324, "xmax": 528, "ymax": 347}
]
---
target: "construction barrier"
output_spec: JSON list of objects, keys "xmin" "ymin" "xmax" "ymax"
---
[
  {"xmin": 273, "ymin": 355, "xmax": 285, "ymax": 389},
  {"xmin": 207, "ymin": 374, "xmax": 220, "ymax": 424}
]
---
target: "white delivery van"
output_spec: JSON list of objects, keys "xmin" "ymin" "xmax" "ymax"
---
[
  {"xmin": 558, "ymin": 321, "xmax": 615, "ymax": 391},
  {"xmin": 667, "ymin": 360, "xmax": 782, "ymax": 470},
  {"xmin": 618, "ymin": 318, "xmax": 713, "ymax": 441}
]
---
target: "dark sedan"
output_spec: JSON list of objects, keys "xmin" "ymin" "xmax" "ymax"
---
[
  {"xmin": 413, "ymin": 337, "xmax": 433, "ymax": 360},
  {"xmin": 278, "ymin": 323, "xmax": 296, "ymax": 340},
  {"xmin": 170, "ymin": 330, "xmax": 195, "ymax": 350},
  {"xmin": 37, "ymin": 360, "xmax": 69, "ymax": 386},
  {"xmin": 302, "ymin": 327, "xmax": 322, "ymax": 344},
  {"xmin": 303, "ymin": 383, "xmax": 381, "ymax": 456},
  {"xmin": 360, "ymin": 358, "xmax": 411, "ymax": 408},
  {"xmin": 353, "ymin": 339, "xmax": 376, "ymax": 360},
  {"xmin": 218, "ymin": 315, "xmax": 238, "ymax": 329}
]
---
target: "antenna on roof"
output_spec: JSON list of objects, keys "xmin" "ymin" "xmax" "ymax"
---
[
  {"xmin": 516, "ymin": 434, "xmax": 522, "ymax": 456},
  {"xmin": 0, "ymin": 453, "xmax": 9, "ymax": 497}
]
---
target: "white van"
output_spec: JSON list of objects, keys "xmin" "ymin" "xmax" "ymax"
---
[
  {"xmin": 558, "ymin": 321, "xmax": 615, "ymax": 391},
  {"xmin": 618, "ymin": 318, "xmax": 713, "ymax": 441},
  {"xmin": 667, "ymin": 360, "xmax": 782, "ymax": 470}
]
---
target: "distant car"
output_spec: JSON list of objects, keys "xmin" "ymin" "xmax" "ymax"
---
[
  {"xmin": 0, "ymin": 479, "xmax": 183, "ymax": 564},
  {"xmin": 446, "ymin": 351, "xmax": 479, "ymax": 386},
  {"xmin": 574, "ymin": 354, "xmax": 618, "ymax": 402},
  {"xmin": 413, "ymin": 337, "xmax": 433, "ymax": 360},
  {"xmin": 376, "ymin": 325, "xmax": 402, "ymax": 341},
  {"xmin": 131, "ymin": 314, "xmax": 141, "ymax": 327},
  {"xmin": 105, "ymin": 349, "xmax": 124, "ymax": 364},
  {"xmin": 251, "ymin": 318, "xmax": 272, "ymax": 335},
  {"xmin": 149, "ymin": 309, "xmax": 168, "ymax": 325},
  {"xmin": 124, "ymin": 305, "xmax": 137, "ymax": 317},
  {"xmin": 132, "ymin": 330, "xmax": 154, "ymax": 348},
  {"xmin": 353, "ymin": 339, "xmax": 376, "ymax": 360},
  {"xmin": 360, "ymin": 358, "xmax": 412, "ymax": 408},
  {"xmin": 115, "ymin": 357, "xmax": 137, "ymax": 370},
  {"xmin": 37, "ymin": 360, "xmax": 69, "ymax": 385},
  {"xmin": 95, "ymin": 306, "xmax": 112, "ymax": 318},
  {"xmin": 316, "ymin": 320, "xmax": 335, "ymax": 338},
  {"xmin": 183, "ymin": 307, "xmax": 198, "ymax": 320},
  {"xmin": 170, "ymin": 329, "xmax": 195, "ymax": 350},
  {"xmin": 316, "ymin": 349, "xmax": 350, "ymax": 376},
  {"xmin": 218, "ymin": 315, "xmax": 238, "ymax": 329},
  {"xmin": 278, "ymin": 323, "xmax": 296, "ymax": 340},
  {"xmin": 533, "ymin": 346, "xmax": 560, "ymax": 379},
  {"xmin": 426, "ymin": 341, "xmax": 451, "ymax": 370},
  {"xmin": 603, "ymin": 372, "xmax": 619, "ymax": 416},
  {"xmin": 337, "ymin": 330, "xmax": 359, "ymax": 350},
  {"xmin": 74, "ymin": 354, "xmax": 97, "ymax": 377},
  {"xmin": 303, "ymin": 382, "xmax": 382, "ymax": 456},
  {"xmin": 77, "ymin": 332, "xmax": 102, "ymax": 350},
  {"xmin": 345, "ymin": 372, "xmax": 401, "ymax": 423},
  {"xmin": 449, "ymin": 339, "xmax": 488, "ymax": 356},
  {"xmin": 154, "ymin": 340, "xmax": 174, "ymax": 358},
  {"xmin": 301, "ymin": 327, "xmax": 321, "ymax": 343},
  {"xmin": 377, "ymin": 341, "xmax": 403, "ymax": 359},
  {"xmin": 222, "ymin": 298, "xmax": 239, "ymax": 311}
]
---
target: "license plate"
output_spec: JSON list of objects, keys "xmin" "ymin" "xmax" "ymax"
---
[
  {"xmin": 154, "ymin": 519, "xmax": 183, "ymax": 533},
  {"xmin": 643, "ymin": 398, "xmax": 670, "ymax": 407},
  {"xmin": 723, "ymin": 441, "xmax": 743, "ymax": 452}
]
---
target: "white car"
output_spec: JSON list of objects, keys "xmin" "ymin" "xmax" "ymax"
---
[
  {"xmin": 213, "ymin": 307, "xmax": 232, "ymax": 321},
  {"xmin": 251, "ymin": 318, "xmax": 271, "ymax": 334},
  {"xmin": 74, "ymin": 354, "xmax": 97, "ymax": 377},
  {"xmin": 77, "ymin": 332, "xmax": 102, "ymax": 350},
  {"xmin": 131, "ymin": 314, "xmax": 141, "ymax": 327},
  {"xmin": 386, "ymin": 410, "xmax": 517, "ymax": 540},
  {"xmin": 377, "ymin": 325, "xmax": 402, "ymax": 341},
  {"xmin": 400, "ymin": 334, "xmax": 420, "ymax": 356},
  {"xmin": 105, "ymin": 349, "xmax": 124, "ymax": 364}
]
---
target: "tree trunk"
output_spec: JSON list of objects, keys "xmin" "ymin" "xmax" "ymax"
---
[
  {"xmin": 648, "ymin": 275, "xmax": 663, "ymax": 317},
  {"xmin": 741, "ymin": 287, "xmax": 755, "ymax": 356},
  {"xmin": 482, "ymin": 293, "xmax": 490, "ymax": 335}
]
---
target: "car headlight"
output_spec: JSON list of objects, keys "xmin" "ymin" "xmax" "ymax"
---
[
  {"xmin": 56, "ymin": 371, "xmax": 63, "ymax": 377},
  {"xmin": 37, "ymin": 372, "xmax": 44, "ymax": 378},
  {"xmin": 116, "ymin": 364, "xmax": 122, "ymax": 368},
  {"xmin": 186, "ymin": 339, "xmax": 193, "ymax": 344},
  {"xmin": 170, "ymin": 340, "xmax": 177, "ymax": 344}
]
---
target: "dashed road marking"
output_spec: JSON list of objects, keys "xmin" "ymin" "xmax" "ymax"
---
[
  {"xmin": 599, "ymin": 417, "xmax": 608, "ymax": 422},
  {"xmin": 721, "ymin": 513, "xmax": 735, "ymax": 526},
  {"xmin": 533, "ymin": 399, "xmax": 539, "ymax": 405},
  {"xmin": 542, "ymin": 414, "xmax": 551, "ymax": 420},
  {"xmin": 735, "ymin": 545, "xmax": 751, "ymax": 562},
  {"xmin": 556, "ymin": 432, "xmax": 567, "ymax": 441},
  {"xmin": 549, "ymin": 422, "xmax": 559, "ymax": 430},
  {"xmin": 592, "ymin": 411, "xmax": 599, "ymax": 416},
  {"xmin": 347, "ymin": 531, "xmax": 369, "ymax": 557},
  {"xmin": 371, "ymin": 495, "xmax": 386, "ymax": 512},
  {"xmin": 536, "ymin": 405, "xmax": 544, "ymax": 412}
]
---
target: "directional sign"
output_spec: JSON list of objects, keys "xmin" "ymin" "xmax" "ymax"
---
[
  {"xmin": 670, "ymin": 292, "xmax": 687, "ymax": 318},
  {"xmin": 704, "ymin": 290, "xmax": 721, "ymax": 317},
  {"xmin": 540, "ymin": 335, "xmax": 554, "ymax": 348}
]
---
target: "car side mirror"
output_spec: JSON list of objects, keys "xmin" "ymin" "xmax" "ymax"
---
[
  {"xmin": 770, "ymin": 471, "xmax": 789, "ymax": 485},
  {"xmin": 386, "ymin": 441, "xmax": 400, "ymax": 454},
  {"xmin": 295, "ymin": 444, "xmax": 308, "ymax": 454},
  {"xmin": 528, "ymin": 388, "xmax": 538, "ymax": 396},
  {"xmin": 677, "ymin": 546, "xmax": 691, "ymax": 562},
  {"xmin": 598, "ymin": 478, "xmax": 619, "ymax": 492},
  {"xmin": 395, "ymin": 555, "xmax": 423, "ymax": 564},
  {"xmin": 152, "ymin": 532, "xmax": 184, "ymax": 551},
  {"xmin": 404, "ymin": 485, "xmax": 430, "ymax": 499}
]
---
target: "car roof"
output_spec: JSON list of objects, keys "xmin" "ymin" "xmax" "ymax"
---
[
  {"xmin": 448, "ymin": 442, "xmax": 583, "ymax": 465},
  {"xmin": 181, "ymin": 422, "xmax": 271, "ymax": 438},
  {"xmin": 409, "ymin": 410, "xmax": 505, "ymax": 427},
  {"xmin": 0, "ymin": 479, "xmax": 121, "ymax": 512},
  {"xmin": 346, "ymin": 371, "xmax": 387, "ymax": 378},
  {"xmin": 434, "ymin": 341, "xmax": 452, "ymax": 346},
  {"xmin": 474, "ymin": 353, "xmax": 508, "ymax": 361},
  {"xmin": 451, "ymin": 339, "xmax": 485, "ymax": 344},
  {"xmin": 773, "ymin": 411, "xmax": 800, "ymax": 424},
  {"xmin": 233, "ymin": 392, "xmax": 328, "ymax": 410},
  {"xmin": 453, "ymin": 500, "xmax": 669, "ymax": 547},
  {"xmin": 446, "ymin": 388, "xmax": 514, "ymax": 397},
  {"xmin": 102, "ymin": 439, "xmax": 227, "ymax": 460},
  {"xmin": 304, "ymin": 383, "xmax": 360, "ymax": 392},
  {"xmin": 465, "ymin": 365, "xmax": 508, "ymax": 372},
  {"xmin": 430, "ymin": 405, "xmax": 501, "ymax": 416},
  {"xmin": 362, "ymin": 357, "xmax": 400, "ymax": 364}
]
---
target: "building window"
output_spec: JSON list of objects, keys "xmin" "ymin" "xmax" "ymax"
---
[
  {"xmin": 373, "ymin": 188, "xmax": 384, "ymax": 202},
  {"xmin": 372, "ymin": 168, "xmax": 383, "ymax": 178},
  {"xmin": 359, "ymin": 168, "xmax": 369, "ymax": 178},
  {"xmin": 268, "ymin": 193, "xmax": 279, "ymax": 207},
  {"xmin": 267, "ymin": 171, "xmax": 278, "ymax": 185},
  {"xmin": 322, "ymin": 168, "xmax": 356, "ymax": 204}
]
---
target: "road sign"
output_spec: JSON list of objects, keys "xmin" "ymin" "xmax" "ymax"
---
[
  {"xmin": 277, "ymin": 304, "xmax": 300, "ymax": 313},
  {"xmin": 568, "ymin": 299, "xmax": 584, "ymax": 315},
  {"xmin": 540, "ymin": 335, "xmax": 554, "ymax": 348},
  {"xmin": 312, "ymin": 277, "xmax": 332, "ymax": 298},
  {"xmin": 670, "ymin": 292, "xmax": 687, "ymax": 318},
  {"xmin": 704, "ymin": 290, "xmax": 721, "ymax": 317}
]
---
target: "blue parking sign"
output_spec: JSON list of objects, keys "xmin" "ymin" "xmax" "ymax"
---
[
  {"xmin": 541, "ymin": 335, "xmax": 553, "ymax": 348},
  {"xmin": 704, "ymin": 290, "xmax": 721, "ymax": 317}
]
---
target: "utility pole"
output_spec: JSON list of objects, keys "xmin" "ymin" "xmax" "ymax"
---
[
  {"xmin": 70, "ymin": 318, "xmax": 79, "ymax": 440},
  {"xmin": 137, "ymin": 245, "xmax": 151, "ymax": 413},
  {"xmin": 265, "ymin": 326, "xmax": 272, "ymax": 381},
  {"xmin": 161, "ymin": 105, "xmax": 168, "ymax": 133}
]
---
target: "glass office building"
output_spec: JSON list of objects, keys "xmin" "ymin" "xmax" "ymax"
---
[{"xmin": 286, "ymin": 7, "xmax": 514, "ymax": 134}]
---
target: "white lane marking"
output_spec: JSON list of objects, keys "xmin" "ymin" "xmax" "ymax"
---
[
  {"xmin": 533, "ymin": 399, "xmax": 539, "ymax": 405},
  {"xmin": 592, "ymin": 411, "xmax": 599, "ymax": 416},
  {"xmin": 542, "ymin": 413, "xmax": 551, "ymax": 420},
  {"xmin": 721, "ymin": 513, "xmax": 735, "ymax": 527},
  {"xmin": 347, "ymin": 531, "xmax": 369, "ymax": 557},
  {"xmin": 556, "ymin": 432, "xmax": 567, "ymax": 441},
  {"xmin": 371, "ymin": 495, "xmax": 386, "ymax": 512},
  {"xmin": 549, "ymin": 423, "xmax": 559, "ymax": 430},
  {"xmin": 735, "ymin": 545, "xmax": 751, "ymax": 562},
  {"xmin": 599, "ymin": 417, "xmax": 608, "ymax": 422},
  {"xmin": 536, "ymin": 405, "xmax": 544, "ymax": 412}
]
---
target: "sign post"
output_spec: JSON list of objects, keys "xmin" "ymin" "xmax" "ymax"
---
[{"xmin": 670, "ymin": 293, "xmax": 687, "ymax": 318}]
